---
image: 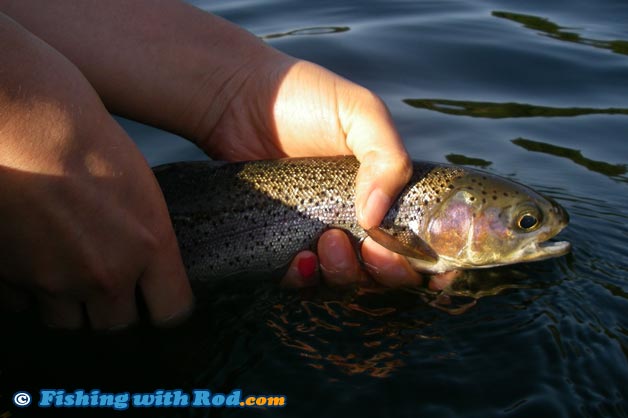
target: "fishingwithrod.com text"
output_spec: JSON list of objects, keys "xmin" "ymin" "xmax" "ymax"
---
[{"xmin": 12, "ymin": 389, "xmax": 286, "ymax": 410}]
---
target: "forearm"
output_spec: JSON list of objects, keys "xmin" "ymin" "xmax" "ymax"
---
[
  {"xmin": 0, "ymin": 11, "xmax": 95, "ymax": 174},
  {"xmin": 0, "ymin": 0, "xmax": 283, "ymax": 142},
  {"xmin": 0, "ymin": 12, "xmax": 194, "ymax": 328}
]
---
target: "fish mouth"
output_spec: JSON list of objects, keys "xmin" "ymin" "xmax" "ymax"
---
[
  {"xmin": 520, "ymin": 239, "xmax": 571, "ymax": 262},
  {"xmin": 538, "ymin": 240, "xmax": 571, "ymax": 256}
]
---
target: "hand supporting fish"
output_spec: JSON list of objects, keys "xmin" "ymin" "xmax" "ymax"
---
[{"xmin": 154, "ymin": 156, "xmax": 570, "ymax": 282}]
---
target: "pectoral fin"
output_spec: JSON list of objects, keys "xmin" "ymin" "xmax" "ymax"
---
[{"xmin": 366, "ymin": 227, "xmax": 439, "ymax": 263}]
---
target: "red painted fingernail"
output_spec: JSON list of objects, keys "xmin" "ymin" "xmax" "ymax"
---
[{"xmin": 297, "ymin": 255, "xmax": 317, "ymax": 279}]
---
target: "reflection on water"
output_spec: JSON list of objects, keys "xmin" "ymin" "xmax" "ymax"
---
[
  {"xmin": 261, "ymin": 26, "xmax": 349, "ymax": 40},
  {"xmin": 512, "ymin": 137, "xmax": 627, "ymax": 177},
  {"xmin": 404, "ymin": 98, "xmax": 628, "ymax": 118},
  {"xmin": 493, "ymin": 11, "xmax": 628, "ymax": 57},
  {"xmin": 445, "ymin": 153, "xmax": 492, "ymax": 168},
  {"xmin": 267, "ymin": 287, "xmax": 435, "ymax": 379},
  {"xmin": 266, "ymin": 265, "xmax": 543, "ymax": 378}
]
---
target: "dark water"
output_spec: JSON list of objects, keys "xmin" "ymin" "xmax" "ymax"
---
[{"xmin": 2, "ymin": 0, "xmax": 628, "ymax": 417}]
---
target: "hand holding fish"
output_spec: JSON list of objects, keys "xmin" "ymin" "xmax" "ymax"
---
[
  {"xmin": 0, "ymin": 0, "xmax": 418, "ymax": 329},
  {"xmin": 197, "ymin": 56, "xmax": 421, "ymax": 287}
]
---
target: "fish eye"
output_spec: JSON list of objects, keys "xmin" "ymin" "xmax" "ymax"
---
[{"xmin": 518, "ymin": 213, "xmax": 539, "ymax": 231}]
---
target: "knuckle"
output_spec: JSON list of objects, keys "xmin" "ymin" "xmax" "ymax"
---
[
  {"xmin": 137, "ymin": 212, "xmax": 175, "ymax": 255},
  {"xmin": 84, "ymin": 264, "xmax": 119, "ymax": 296},
  {"xmin": 140, "ymin": 226, "xmax": 162, "ymax": 254},
  {"xmin": 396, "ymin": 154, "xmax": 413, "ymax": 182},
  {"xmin": 361, "ymin": 89, "xmax": 390, "ymax": 114},
  {"xmin": 150, "ymin": 222, "xmax": 180, "ymax": 258},
  {"xmin": 79, "ymin": 252, "xmax": 132, "ymax": 298}
]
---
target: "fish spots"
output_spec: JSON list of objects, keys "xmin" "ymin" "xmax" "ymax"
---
[{"xmin": 157, "ymin": 156, "xmax": 571, "ymax": 278}]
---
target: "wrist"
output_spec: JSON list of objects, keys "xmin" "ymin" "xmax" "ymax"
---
[
  {"xmin": 180, "ymin": 27, "xmax": 291, "ymax": 145},
  {"xmin": 190, "ymin": 47, "xmax": 297, "ymax": 157}
]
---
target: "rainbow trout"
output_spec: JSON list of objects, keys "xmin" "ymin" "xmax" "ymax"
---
[{"xmin": 153, "ymin": 156, "xmax": 570, "ymax": 280}]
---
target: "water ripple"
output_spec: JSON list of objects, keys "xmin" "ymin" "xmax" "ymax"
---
[
  {"xmin": 404, "ymin": 98, "xmax": 628, "ymax": 119},
  {"xmin": 493, "ymin": 10, "xmax": 628, "ymax": 57},
  {"xmin": 260, "ymin": 26, "xmax": 350, "ymax": 40},
  {"xmin": 511, "ymin": 137, "xmax": 627, "ymax": 178}
]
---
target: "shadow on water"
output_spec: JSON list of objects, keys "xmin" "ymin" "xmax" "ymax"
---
[
  {"xmin": 403, "ymin": 98, "xmax": 628, "ymax": 118},
  {"xmin": 492, "ymin": 10, "xmax": 628, "ymax": 57},
  {"xmin": 511, "ymin": 137, "xmax": 628, "ymax": 178},
  {"xmin": 445, "ymin": 154, "xmax": 492, "ymax": 168},
  {"xmin": 260, "ymin": 26, "xmax": 350, "ymax": 40}
]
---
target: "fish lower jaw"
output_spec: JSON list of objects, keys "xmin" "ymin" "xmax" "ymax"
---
[
  {"xmin": 521, "ymin": 240, "xmax": 571, "ymax": 261},
  {"xmin": 405, "ymin": 239, "xmax": 571, "ymax": 274},
  {"xmin": 468, "ymin": 240, "xmax": 571, "ymax": 268}
]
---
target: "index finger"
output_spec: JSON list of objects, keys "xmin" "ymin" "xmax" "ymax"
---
[{"xmin": 139, "ymin": 231, "xmax": 195, "ymax": 326}]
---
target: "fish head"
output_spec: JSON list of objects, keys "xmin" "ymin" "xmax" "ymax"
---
[{"xmin": 423, "ymin": 169, "xmax": 570, "ymax": 271}]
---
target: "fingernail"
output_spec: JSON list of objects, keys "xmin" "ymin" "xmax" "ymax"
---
[
  {"xmin": 157, "ymin": 302, "xmax": 195, "ymax": 327},
  {"xmin": 282, "ymin": 252, "xmax": 320, "ymax": 288},
  {"xmin": 323, "ymin": 233, "xmax": 352, "ymax": 272},
  {"xmin": 361, "ymin": 188, "xmax": 391, "ymax": 229},
  {"xmin": 297, "ymin": 254, "xmax": 317, "ymax": 279},
  {"xmin": 107, "ymin": 322, "xmax": 133, "ymax": 332}
]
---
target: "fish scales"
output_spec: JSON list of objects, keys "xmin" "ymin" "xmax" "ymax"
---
[
  {"xmin": 155, "ymin": 157, "xmax": 459, "ymax": 279},
  {"xmin": 154, "ymin": 156, "xmax": 570, "ymax": 280}
]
